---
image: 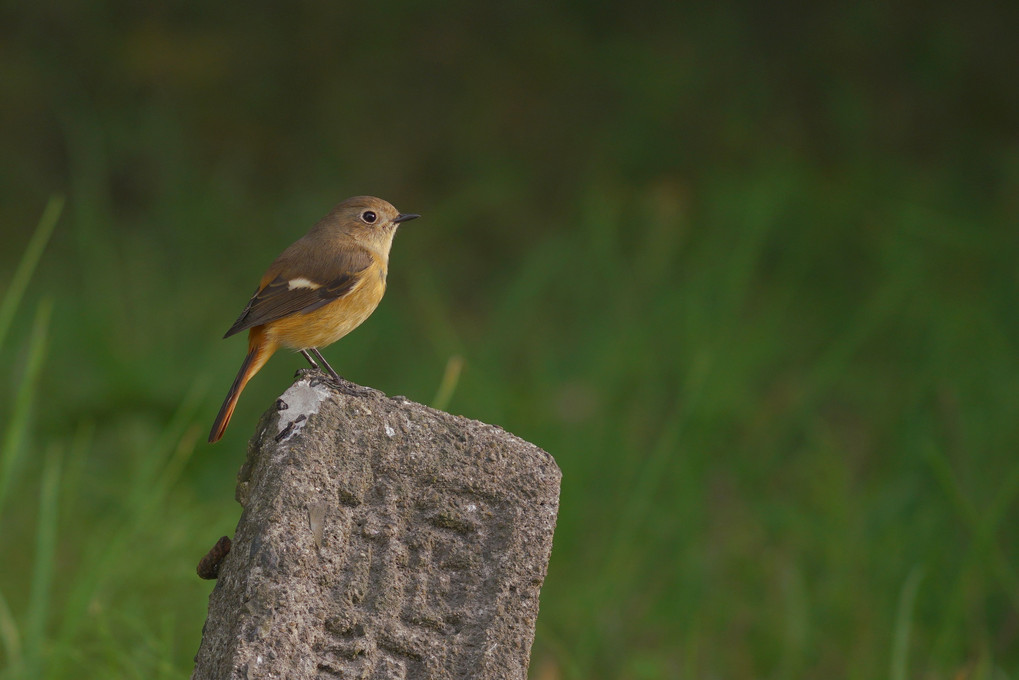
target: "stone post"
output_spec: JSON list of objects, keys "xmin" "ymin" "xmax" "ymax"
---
[{"xmin": 192, "ymin": 372, "xmax": 561, "ymax": 679}]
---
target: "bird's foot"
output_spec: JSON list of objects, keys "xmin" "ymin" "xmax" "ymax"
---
[{"xmin": 301, "ymin": 368, "xmax": 375, "ymax": 397}]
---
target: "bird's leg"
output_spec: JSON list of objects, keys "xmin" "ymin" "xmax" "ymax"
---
[
  {"xmin": 299, "ymin": 348, "xmax": 338, "ymax": 385},
  {"xmin": 309, "ymin": 347, "xmax": 344, "ymax": 384},
  {"xmin": 299, "ymin": 349, "xmax": 320, "ymax": 369}
]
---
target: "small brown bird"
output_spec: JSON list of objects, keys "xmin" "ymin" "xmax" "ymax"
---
[{"xmin": 208, "ymin": 196, "xmax": 419, "ymax": 443}]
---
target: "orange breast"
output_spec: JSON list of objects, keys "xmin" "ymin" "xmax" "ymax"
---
[{"xmin": 264, "ymin": 264, "xmax": 387, "ymax": 350}]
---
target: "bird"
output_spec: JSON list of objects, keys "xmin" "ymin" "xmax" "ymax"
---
[{"xmin": 208, "ymin": 195, "xmax": 419, "ymax": 443}]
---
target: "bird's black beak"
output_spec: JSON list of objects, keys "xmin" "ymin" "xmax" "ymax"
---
[{"xmin": 393, "ymin": 213, "xmax": 420, "ymax": 224}]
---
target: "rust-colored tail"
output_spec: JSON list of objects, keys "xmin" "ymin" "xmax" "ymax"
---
[{"xmin": 209, "ymin": 329, "xmax": 276, "ymax": 443}]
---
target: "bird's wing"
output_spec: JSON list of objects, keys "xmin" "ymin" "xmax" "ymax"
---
[{"xmin": 223, "ymin": 245, "xmax": 374, "ymax": 338}]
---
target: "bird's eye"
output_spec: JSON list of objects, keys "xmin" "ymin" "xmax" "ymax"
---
[{"xmin": 361, "ymin": 210, "xmax": 377, "ymax": 224}]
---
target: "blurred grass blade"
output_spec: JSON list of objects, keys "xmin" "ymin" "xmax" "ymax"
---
[
  {"xmin": 23, "ymin": 445, "xmax": 63, "ymax": 677},
  {"xmin": 0, "ymin": 587, "xmax": 22, "ymax": 673},
  {"xmin": 890, "ymin": 566, "xmax": 924, "ymax": 680},
  {"xmin": 431, "ymin": 355, "xmax": 464, "ymax": 411},
  {"xmin": 0, "ymin": 298, "xmax": 52, "ymax": 516},
  {"xmin": 0, "ymin": 196, "xmax": 63, "ymax": 354},
  {"xmin": 605, "ymin": 349, "xmax": 712, "ymax": 559},
  {"xmin": 48, "ymin": 378, "xmax": 207, "ymax": 674}
]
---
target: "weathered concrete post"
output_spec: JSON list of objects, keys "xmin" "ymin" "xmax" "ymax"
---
[{"xmin": 192, "ymin": 371, "xmax": 561, "ymax": 679}]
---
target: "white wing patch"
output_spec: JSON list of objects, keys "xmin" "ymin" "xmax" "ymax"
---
[{"xmin": 287, "ymin": 277, "xmax": 321, "ymax": 290}]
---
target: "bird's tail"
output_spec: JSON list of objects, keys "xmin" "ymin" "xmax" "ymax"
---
[{"xmin": 209, "ymin": 329, "xmax": 276, "ymax": 443}]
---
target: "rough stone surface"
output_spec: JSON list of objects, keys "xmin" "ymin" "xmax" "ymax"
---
[{"xmin": 192, "ymin": 371, "xmax": 561, "ymax": 680}]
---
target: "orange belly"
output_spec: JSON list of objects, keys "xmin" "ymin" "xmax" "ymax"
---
[{"xmin": 264, "ymin": 270, "xmax": 386, "ymax": 350}]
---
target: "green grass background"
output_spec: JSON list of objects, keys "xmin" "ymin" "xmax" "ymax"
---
[{"xmin": 1, "ymin": 2, "xmax": 1018, "ymax": 678}]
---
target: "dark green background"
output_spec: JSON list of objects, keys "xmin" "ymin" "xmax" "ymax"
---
[{"xmin": 2, "ymin": 2, "xmax": 1017, "ymax": 678}]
